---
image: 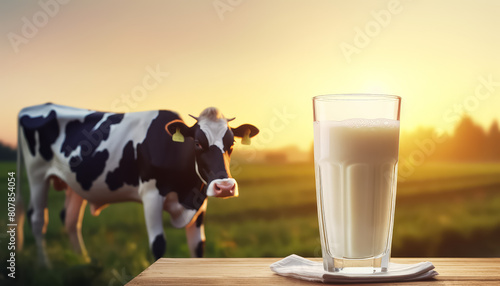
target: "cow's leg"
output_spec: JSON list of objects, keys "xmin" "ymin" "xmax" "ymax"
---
[
  {"xmin": 64, "ymin": 187, "xmax": 90, "ymax": 262},
  {"xmin": 28, "ymin": 177, "xmax": 51, "ymax": 267},
  {"xmin": 164, "ymin": 191, "xmax": 197, "ymax": 228},
  {"xmin": 185, "ymin": 199, "xmax": 207, "ymax": 258},
  {"xmin": 141, "ymin": 184, "xmax": 166, "ymax": 260}
]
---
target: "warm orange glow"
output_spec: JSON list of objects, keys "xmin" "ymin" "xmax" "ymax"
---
[{"xmin": 1, "ymin": 1, "xmax": 499, "ymax": 152}]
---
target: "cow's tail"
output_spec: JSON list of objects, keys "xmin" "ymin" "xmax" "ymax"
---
[{"xmin": 16, "ymin": 115, "xmax": 26, "ymax": 251}]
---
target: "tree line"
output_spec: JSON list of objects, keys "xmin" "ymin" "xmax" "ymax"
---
[
  {"xmin": 400, "ymin": 116, "xmax": 500, "ymax": 162},
  {"xmin": 0, "ymin": 142, "xmax": 16, "ymax": 161},
  {"xmin": 2, "ymin": 115, "xmax": 499, "ymax": 163}
]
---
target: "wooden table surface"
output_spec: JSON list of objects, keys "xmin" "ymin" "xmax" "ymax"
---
[{"xmin": 127, "ymin": 257, "xmax": 500, "ymax": 285}]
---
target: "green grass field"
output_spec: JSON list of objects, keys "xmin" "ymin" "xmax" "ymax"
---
[{"xmin": 1, "ymin": 161, "xmax": 500, "ymax": 285}]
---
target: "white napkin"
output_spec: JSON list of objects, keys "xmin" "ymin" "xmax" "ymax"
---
[{"xmin": 270, "ymin": 255, "xmax": 438, "ymax": 283}]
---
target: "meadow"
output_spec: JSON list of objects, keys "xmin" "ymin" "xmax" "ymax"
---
[{"xmin": 1, "ymin": 160, "xmax": 500, "ymax": 285}]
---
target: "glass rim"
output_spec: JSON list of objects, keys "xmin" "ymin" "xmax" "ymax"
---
[{"xmin": 313, "ymin": 94, "xmax": 401, "ymax": 102}]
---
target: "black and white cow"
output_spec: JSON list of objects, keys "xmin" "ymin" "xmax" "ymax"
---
[{"xmin": 16, "ymin": 103, "xmax": 258, "ymax": 265}]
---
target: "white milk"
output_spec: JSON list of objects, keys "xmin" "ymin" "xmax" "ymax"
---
[{"xmin": 314, "ymin": 118, "xmax": 400, "ymax": 259}]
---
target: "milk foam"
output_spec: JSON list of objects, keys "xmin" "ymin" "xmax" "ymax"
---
[{"xmin": 320, "ymin": 118, "xmax": 400, "ymax": 128}]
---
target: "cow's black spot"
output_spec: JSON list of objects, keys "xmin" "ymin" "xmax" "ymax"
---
[
  {"xmin": 194, "ymin": 129, "xmax": 209, "ymax": 150},
  {"xmin": 27, "ymin": 207, "xmax": 34, "ymax": 228},
  {"xmin": 71, "ymin": 150, "xmax": 109, "ymax": 190},
  {"xmin": 222, "ymin": 128, "xmax": 234, "ymax": 152},
  {"xmin": 196, "ymin": 212, "xmax": 204, "ymax": 228},
  {"xmin": 60, "ymin": 208, "xmax": 66, "ymax": 223},
  {"xmin": 198, "ymin": 145, "xmax": 229, "ymax": 181},
  {"xmin": 195, "ymin": 241, "xmax": 205, "ymax": 258},
  {"xmin": 137, "ymin": 111, "xmax": 185, "ymax": 169},
  {"xmin": 61, "ymin": 113, "xmax": 123, "ymax": 156},
  {"xmin": 152, "ymin": 234, "xmax": 166, "ymax": 260},
  {"xmin": 137, "ymin": 111, "xmax": 206, "ymax": 210},
  {"xmin": 20, "ymin": 110, "xmax": 59, "ymax": 161},
  {"xmin": 61, "ymin": 112, "xmax": 103, "ymax": 156},
  {"xmin": 106, "ymin": 140, "xmax": 139, "ymax": 191},
  {"xmin": 61, "ymin": 112, "xmax": 124, "ymax": 190}
]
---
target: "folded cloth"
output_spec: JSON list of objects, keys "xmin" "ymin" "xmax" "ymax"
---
[{"xmin": 270, "ymin": 255, "xmax": 438, "ymax": 284}]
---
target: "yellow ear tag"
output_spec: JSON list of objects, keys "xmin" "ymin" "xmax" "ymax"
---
[
  {"xmin": 241, "ymin": 129, "xmax": 251, "ymax": 145},
  {"xmin": 172, "ymin": 127, "xmax": 184, "ymax": 143}
]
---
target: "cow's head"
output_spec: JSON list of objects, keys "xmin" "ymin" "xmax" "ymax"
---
[{"xmin": 165, "ymin": 107, "xmax": 258, "ymax": 198}]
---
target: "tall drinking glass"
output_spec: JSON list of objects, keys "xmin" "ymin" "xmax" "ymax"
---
[{"xmin": 313, "ymin": 94, "xmax": 401, "ymax": 273}]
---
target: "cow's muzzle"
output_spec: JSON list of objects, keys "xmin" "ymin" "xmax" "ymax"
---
[{"xmin": 206, "ymin": 178, "xmax": 238, "ymax": 198}]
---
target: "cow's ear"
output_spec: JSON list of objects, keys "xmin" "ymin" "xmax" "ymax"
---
[
  {"xmin": 165, "ymin": 120, "xmax": 194, "ymax": 143},
  {"xmin": 231, "ymin": 124, "xmax": 259, "ymax": 145}
]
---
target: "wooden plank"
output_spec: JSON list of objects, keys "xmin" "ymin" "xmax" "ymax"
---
[{"xmin": 127, "ymin": 258, "xmax": 500, "ymax": 285}]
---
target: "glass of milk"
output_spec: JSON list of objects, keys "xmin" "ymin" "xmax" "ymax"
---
[{"xmin": 313, "ymin": 94, "xmax": 401, "ymax": 273}]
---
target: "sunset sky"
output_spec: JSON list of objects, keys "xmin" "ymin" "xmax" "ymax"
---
[{"xmin": 1, "ymin": 0, "xmax": 499, "ymax": 151}]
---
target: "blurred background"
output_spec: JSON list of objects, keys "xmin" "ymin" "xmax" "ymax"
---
[{"xmin": 1, "ymin": 0, "xmax": 499, "ymax": 285}]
